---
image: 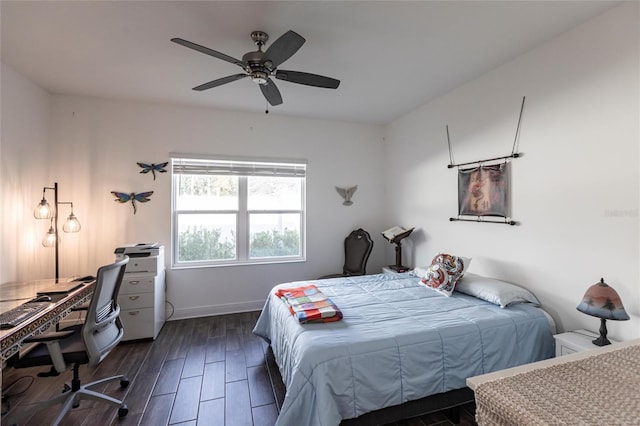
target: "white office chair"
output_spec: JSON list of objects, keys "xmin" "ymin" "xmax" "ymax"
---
[{"xmin": 7, "ymin": 257, "xmax": 130, "ymax": 426}]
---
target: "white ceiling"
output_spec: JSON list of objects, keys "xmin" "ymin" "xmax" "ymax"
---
[{"xmin": 1, "ymin": 1, "xmax": 617, "ymax": 125}]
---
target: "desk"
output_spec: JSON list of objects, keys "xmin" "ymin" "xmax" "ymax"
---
[{"xmin": 0, "ymin": 278, "xmax": 95, "ymax": 362}]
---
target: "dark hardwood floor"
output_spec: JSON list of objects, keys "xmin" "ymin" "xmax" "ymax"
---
[{"xmin": 1, "ymin": 312, "xmax": 476, "ymax": 426}]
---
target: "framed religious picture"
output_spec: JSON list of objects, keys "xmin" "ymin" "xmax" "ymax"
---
[{"xmin": 458, "ymin": 163, "xmax": 509, "ymax": 217}]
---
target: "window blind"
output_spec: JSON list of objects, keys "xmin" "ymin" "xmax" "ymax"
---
[{"xmin": 172, "ymin": 157, "xmax": 306, "ymax": 178}]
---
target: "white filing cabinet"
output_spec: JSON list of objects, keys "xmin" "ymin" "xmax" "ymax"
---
[{"xmin": 118, "ymin": 248, "xmax": 166, "ymax": 341}]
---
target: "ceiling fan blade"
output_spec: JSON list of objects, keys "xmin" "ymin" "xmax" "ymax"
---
[
  {"xmin": 263, "ymin": 30, "xmax": 306, "ymax": 68},
  {"xmin": 260, "ymin": 79, "xmax": 283, "ymax": 106},
  {"xmin": 171, "ymin": 38, "xmax": 245, "ymax": 67},
  {"xmin": 193, "ymin": 74, "xmax": 248, "ymax": 91},
  {"xmin": 275, "ymin": 70, "xmax": 340, "ymax": 89}
]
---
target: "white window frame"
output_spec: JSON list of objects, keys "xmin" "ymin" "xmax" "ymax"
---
[{"xmin": 170, "ymin": 153, "xmax": 307, "ymax": 269}]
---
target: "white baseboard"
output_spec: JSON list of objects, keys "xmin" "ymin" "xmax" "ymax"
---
[{"xmin": 167, "ymin": 300, "xmax": 265, "ymax": 321}]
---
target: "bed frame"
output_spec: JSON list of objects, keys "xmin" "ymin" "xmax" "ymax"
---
[
  {"xmin": 340, "ymin": 387, "xmax": 474, "ymax": 425},
  {"xmin": 265, "ymin": 347, "xmax": 475, "ymax": 425}
]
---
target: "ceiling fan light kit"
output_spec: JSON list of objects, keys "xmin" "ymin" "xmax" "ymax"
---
[
  {"xmin": 251, "ymin": 71, "xmax": 268, "ymax": 85},
  {"xmin": 171, "ymin": 30, "xmax": 340, "ymax": 107}
]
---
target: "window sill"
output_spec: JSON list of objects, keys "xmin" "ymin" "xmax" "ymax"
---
[{"xmin": 170, "ymin": 257, "xmax": 306, "ymax": 270}]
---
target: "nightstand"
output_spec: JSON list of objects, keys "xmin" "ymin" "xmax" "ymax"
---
[
  {"xmin": 553, "ymin": 329, "xmax": 619, "ymax": 357},
  {"xmin": 382, "ymin": 266, "xmax": 412, "ymax": 276}
]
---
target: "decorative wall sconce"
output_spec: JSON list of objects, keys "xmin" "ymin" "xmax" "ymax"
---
[
  {"xmin": 335, "ymin": 185, "xmax": 357, "ymax": 206},
  {"xmin": 34, "ymin": 182, "xmax": 81, "ymax": 280}
]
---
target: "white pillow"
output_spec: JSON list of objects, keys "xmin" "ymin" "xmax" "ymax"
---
[{"xmin": 455, "ymin": 273, "xmax": 540, "ymax": 308}]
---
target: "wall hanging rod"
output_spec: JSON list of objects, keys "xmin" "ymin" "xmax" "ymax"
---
[
  {"xmin": 449, "ymin": 217, "xmax": 517, "ymax": 226},
  {"xmin": 446, "ymin": 96, "xmax": 526, "ymax": 169},
  {"xmin": 447, "ymin": 153, "xmax": 521, "ymax": 169}
]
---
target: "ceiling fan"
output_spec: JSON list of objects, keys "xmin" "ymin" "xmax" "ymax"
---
[{"xmin": 171, "ymin": 30, "xmax": 340, "ymax": 107}]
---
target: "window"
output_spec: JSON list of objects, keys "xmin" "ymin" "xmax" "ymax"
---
[{"xmin": 171, "ymin": 155, "xmax": 306, "ymax": 267}]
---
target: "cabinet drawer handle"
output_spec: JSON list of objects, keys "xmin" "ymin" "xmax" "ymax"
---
[
  {"xmin": 128, "ymin": 311, "xmax": 140, "ymax": 316},
  {"xmin": 128, "ymin": 281, "xmax": 140, "ymax": 285},
  {"xmin": 128, "ymin": 296, "xmax": 140, "ymax": 301}
]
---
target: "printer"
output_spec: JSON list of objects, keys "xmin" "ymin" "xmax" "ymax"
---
[{"xmin": 115, "ymin": 243, "xmax": 163, "ymax": 259}]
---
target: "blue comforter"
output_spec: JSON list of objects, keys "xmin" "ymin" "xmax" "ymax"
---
[{"xmin": 253, "ymin": 273, "xmax": 554, "ymax": 426}]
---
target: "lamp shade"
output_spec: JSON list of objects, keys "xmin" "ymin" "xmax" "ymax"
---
[
  {"xmin": 42, "ymin": 226, "xmax": 58, "ymax": 247},
  {"xmin": 576, "ymin": 278, "xmax": 629, "ymax": 321},
  {"xmin": 34, "ymin": 198, "xmax": 53, "ymax": 219},
  {"xmin": 63, "ymin": 212, "xmax": 81, "ymax": 233}
]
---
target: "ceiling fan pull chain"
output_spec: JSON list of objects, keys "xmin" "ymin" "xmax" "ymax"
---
[{"xmin": 265, "ymin": 99, "xmax": 269, "ymax": 115}]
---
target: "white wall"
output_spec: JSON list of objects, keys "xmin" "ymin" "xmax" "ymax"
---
[
  {"xmin": 3, "ymin": 4, "xmax": 637, "ymax": 339},
  {"xmin": 1, "ymin": 63, "xmax": 52, "ymax": 283},
  {"xmin": 44, "ymin": 97, "xmax": 385, "ymax": 318},
  {"xmin": 384, "ymin": 3, "xmax": 639, "ymax": 341}
]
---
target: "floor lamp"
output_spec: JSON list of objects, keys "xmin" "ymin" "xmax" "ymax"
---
[{"xmin": 34, "ymin": 182, "xmax": 81, "ymax": 281}]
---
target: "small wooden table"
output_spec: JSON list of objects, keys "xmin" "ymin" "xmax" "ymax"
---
[{"xmin": 0, "ymin": 278, "xmax": 95, "ymax": 362}]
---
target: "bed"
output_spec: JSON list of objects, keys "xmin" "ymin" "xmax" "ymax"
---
[{"xmin": 253, "ymin": 272, "xmax": 556, "ymax": 426}]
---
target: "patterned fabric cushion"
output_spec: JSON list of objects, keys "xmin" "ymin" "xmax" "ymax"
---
[{"xmin": 421, "ymin": 253, "xmax": 469, "ymax": 296}]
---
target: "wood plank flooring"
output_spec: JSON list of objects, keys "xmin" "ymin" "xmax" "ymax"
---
[{"xmin": 1, "ymin": 312, "xmax": 476, "ymax": 426}]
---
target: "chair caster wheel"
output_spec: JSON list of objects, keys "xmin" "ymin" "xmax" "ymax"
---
[
  {"xmin": 118, "ymin": 405, "xmax": 129, "ymax": 417},
  {"xmin": 120, "ymin": 378, "xmax": 130, "ymax": 389}
]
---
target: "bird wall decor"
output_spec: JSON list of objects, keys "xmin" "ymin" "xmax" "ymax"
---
[
  {"xmin": 111, "ymin": 191, "xmax": 154, "ymax": 214},
  {"xmin": 335, "ymin": 185, "xmax": 357, "ymax": 206}
]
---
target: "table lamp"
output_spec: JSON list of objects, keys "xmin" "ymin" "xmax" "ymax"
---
[{"xmin": 576, "ymin": 278, "xmax": 629, "ymax": 346}]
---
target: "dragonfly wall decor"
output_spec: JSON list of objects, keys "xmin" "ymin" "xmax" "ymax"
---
[
  {"xmin": 137, "ymin": 162, "xmax": 168, "ymax": 180},
  {"xmin": 111, "ymin": 191, "xmax": 154, "ymax": 214}
]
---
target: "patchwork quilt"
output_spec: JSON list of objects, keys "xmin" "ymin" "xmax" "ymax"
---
[{"xmin": 275, "ymin": 284, "xmax": 343, "ymax": 323}]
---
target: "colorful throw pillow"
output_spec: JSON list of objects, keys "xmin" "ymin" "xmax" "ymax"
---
[{"xmin": 420, "ymin": 253, "xmax": 470, "ymax": 296}]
